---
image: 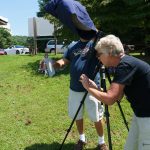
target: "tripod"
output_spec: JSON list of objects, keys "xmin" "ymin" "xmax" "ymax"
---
[
  {"xmin": 59, "ymin": 31, "xmax": 103, "ymax": 150},
  {"xmin": 104, "ymin": 67, "xmax": 129, "ymax": 132},
  {"xmin": 59, "ymin": 64, "xmax": 98, "ymax": 150},
  {"xmin": 59, "ymin": 30, "xmax": 129, "ymax": 150},
  {"xmin": 100, "ymin": 65, "xmax": 129, "ymax": 150},
  {"xmin": 59, "ymin": 62, "xmax": 129, "ymax": 150},
  {"xmin": 100, "ymin": 65, "xmax": 112, "ymax": 150}
]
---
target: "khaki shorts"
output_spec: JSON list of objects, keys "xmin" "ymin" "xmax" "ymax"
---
[
  {"xmin": 68, "ymin": 89, "xmax": 104, "ymax": 122},
  {"xmin": 124, "ymin": 114, "xmax": 150, "ymax": 150}
]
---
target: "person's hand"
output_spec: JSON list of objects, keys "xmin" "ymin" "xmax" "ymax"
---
[
  {"xmin": 52, "ymin": 61, "xmax": 59, "ymax": 69},
  {"xmin": 80, "ymin": 74, "xmax": 98, "ymax": 90}
]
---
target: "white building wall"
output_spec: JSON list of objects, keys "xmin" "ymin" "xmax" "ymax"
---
[
  {"xmin": 28, "ymin": 17, "xmax": 54, "ymax": 37},
  {"xmin": 0, "ymin": 16, "xmax": 11, "ymax": 33}
]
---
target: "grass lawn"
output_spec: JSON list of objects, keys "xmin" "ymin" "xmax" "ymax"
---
[{"xmin": 0, "ymin": 53, "xmax": 147, "ymax": 150}]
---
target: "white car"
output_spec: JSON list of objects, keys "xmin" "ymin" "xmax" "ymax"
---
[
  {"xmin": 45, "ymin": 39, "xmax": 65, "ymax": 53},
  {"xmin": 4, "ymin": 45, "xmax": 29, "ymax": 55},
  {"xmin": 45, "ymin": 40, "xmax": 77, "ymax": 54}
]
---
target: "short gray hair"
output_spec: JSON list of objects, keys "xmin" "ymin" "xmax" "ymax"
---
[{"xmin": 95, "ymin": 34, "xmax": 124, "ymax": 56}]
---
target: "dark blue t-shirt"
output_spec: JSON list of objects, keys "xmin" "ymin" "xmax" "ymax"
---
[
  {"xmin": 64, "ymin": 40, "xmax": 99, "ymax": 92},
  {"xmin": 113, "ymin": 55, "xmax": 150, "ymax": 117}
]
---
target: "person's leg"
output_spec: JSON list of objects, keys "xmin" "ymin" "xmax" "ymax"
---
[
  {"xmin": 86, "ymin": 94, "xmax": 108, "ymax": 149},
  {"xmin": 124, "ymin": 114, "xmax": 138, "ymax": 150},
  {"xmin": 95, "ymin": 119, "xmax": 107, "ymax": 150},
  {"xmin": 137, "ymin": 116, "xmax": 150, "ymax": 150},
  {"xmin": 68, "ymin": 89, "xmax": 84, "ymax": 120},
  {"xmin": 76, "ymin": 119, "xmax": 86, "ymax": 142},
  {"xmin": 38, "ymin": 60, "xmax": 43, "ymax": 72},
  {"xmin": 68, "ymin": 89, "xmax": 87, "ymax": 149},
  {"xmin": 44, "ymin": 63, "xmax": 48, "ymax": 75},
  {"xmin": 95, "ymin": 119, "xmax": 104, "ymax": 137},
  {"xmin": 76, "ymin": 119, "xmax": 83, "ymax": 134}
]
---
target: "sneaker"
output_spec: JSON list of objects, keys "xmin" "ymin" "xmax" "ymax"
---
[
  {"xmin": 97, "ymin": 143, "xmax": 108, "ymax": 150},
  {"xmin": 74, "ymin": 140, "xmax": 86, "ymax": 150}
]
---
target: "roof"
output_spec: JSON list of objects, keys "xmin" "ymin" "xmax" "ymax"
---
[{"xmin": 0, "ymin": 16, "xmax": 8, "ymax": 25}]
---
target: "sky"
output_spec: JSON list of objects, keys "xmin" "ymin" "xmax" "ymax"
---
[{"xmin": 0, "ymin": 0, "xmax": 39, "ymax": 36}]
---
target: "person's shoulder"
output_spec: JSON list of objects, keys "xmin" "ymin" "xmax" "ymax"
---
[
  {"xmin": 88, "ymin": 40, "xmax": 94, "ymax": 46},
  {"xmin": 68, "ymin": 41, "xmax": 78, "ymax": 49}
]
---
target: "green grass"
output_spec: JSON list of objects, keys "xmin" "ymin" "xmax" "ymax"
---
[{"xmin": 1, "ymin": 53, "xmax": 146, "ymax": 150}]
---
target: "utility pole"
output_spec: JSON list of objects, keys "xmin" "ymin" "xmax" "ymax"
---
[
  {"xmin": 54, "ymin": 21, "xmax": 57, "ymax": 55},
  {"xmin": 33, "ymin": 17, "xmax": 37, "ymax": 55}
]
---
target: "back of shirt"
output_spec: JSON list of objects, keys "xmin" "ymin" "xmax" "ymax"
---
[{"xmin": 113, "ymin": 55, "xmax": 150, "ymax": 117}]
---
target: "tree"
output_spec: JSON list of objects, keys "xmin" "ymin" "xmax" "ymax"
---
[
  {"xmin": 38, "ymin": 0, "xmax": 150, "ymax": 46},
  {"xmin": 0, "ymin": 28, "xmax": 12, "ymax": 48},
  {"xmin": 12, "ymin": 36, "xmax": 28, "ymax": 46},
  {"xmin": 81, "ymin": 0, "xmax": 150, "ymax": 44}
]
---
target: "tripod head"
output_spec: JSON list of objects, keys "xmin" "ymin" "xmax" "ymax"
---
[{"xmin": 86, "ymin": 31, "xmax": 106, "ymax": 60}]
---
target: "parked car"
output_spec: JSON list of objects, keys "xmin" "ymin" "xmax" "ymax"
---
[
  {"xmin": 45, "ymin": 39, "xmax": 65, "ymax": 53},
  {"xmin": 45, "ymin": 40, "xmax": 77, "ymax": 54},
  {"xmin": 0, "ymin": 49, "xmax": 6, "ymax": 55},
  {"xmin": 4, "ymin": 45, "xmax": 29, "ymax": 55}
]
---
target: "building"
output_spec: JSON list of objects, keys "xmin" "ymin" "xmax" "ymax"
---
[
  {"xmin": 28, "ymin": 17, "xmax": 54, "ymax": 37},
  {"xmin": 0, "ymin": 16, "xmax": 11, "ymax": 33},
  {"xmin": 0, "ymin": 16, "xmax": 7, "ymax": 25}
]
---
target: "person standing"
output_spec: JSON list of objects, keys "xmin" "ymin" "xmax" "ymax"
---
[
  {"xmin": 44, "ymin": 0, "xmax": 108, "ymax": 149},
  {"xmin": 80, "ymin": 34, "xmax": 150, "ymax": 150},
  {"xmin": 53, "ymin": 32, "xmax": 108, "ymax": 150}
]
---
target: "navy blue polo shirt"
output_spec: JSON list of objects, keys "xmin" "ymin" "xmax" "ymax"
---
[{"xmin": 64, "ymin": 40, "xmax": 99, "ymax": 92}]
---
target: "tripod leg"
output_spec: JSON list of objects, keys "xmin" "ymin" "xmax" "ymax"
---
[
  {"xmin": 59, "ymin": 92, "xmax": 88, "ymax": 150},
  {"xmin": 117, "ymin": 101, "xmax": 129, "ymax": 131},
  {"xmin": 104, "ymin": 105, "xmax": 113, "ymax": 150},
  {"xmin": 101, "ymin": 65, "xmax": 113, "ymax": 150},
  {"xmin": 105, "ymin": 68, "xmax": 129, "ymax": 131}
]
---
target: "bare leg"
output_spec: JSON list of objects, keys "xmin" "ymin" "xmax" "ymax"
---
[
  {"xmin": 76, "ymin": 119, "xmax": 84, "ymax": 134},
  {"xmin": 95, "ymin": 119, "xmax": 109, "ymax": 150},
  {"xmin": 94, "ymin": 119, "xmax": 104, "ymax": 136},
  {"xmin": 74, "ymin": 119, "xmax": 86, "ymax": 149}
]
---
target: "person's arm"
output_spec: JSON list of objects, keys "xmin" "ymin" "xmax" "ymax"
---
[
  {"xmin": 53, "ymin": 58, "xmax": 70, "ymax": 69},
  {"xmin": 80, "ymin": 74, "xmax": 125, "ymax": 105}
]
